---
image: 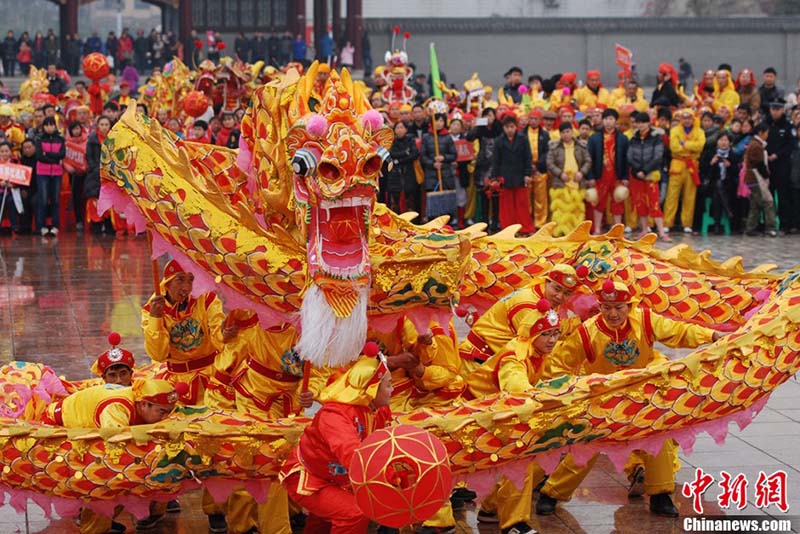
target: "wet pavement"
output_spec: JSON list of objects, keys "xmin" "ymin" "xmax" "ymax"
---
[{"xmin": 0, "ymin": 230, "xmax": 798, "ymax": 533}]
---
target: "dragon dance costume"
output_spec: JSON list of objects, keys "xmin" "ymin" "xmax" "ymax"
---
[
  {"xmin": 540, "ymin": 280, "xmax": 716, "ymax": 510},
  {"xmin": 203, "ymin": 312, "xmax": 305, "ymax": 534},
  {"xmin": 459, "ymin": 264, "xmax": 583, "ymax": 378},
  {"xmin": 42, "ymin": 380, "xmax": 179, "ymax": 534},
  {"xmin": 466, "ymin": 299, "xmax": 561, "ymax": 530},
  {"xmin": 141, "ymin": 260, "xmax": 225, "ymax": 405}
]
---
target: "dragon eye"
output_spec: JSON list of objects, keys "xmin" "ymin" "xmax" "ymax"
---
[
  {"xmin": 319, "ymin": 162, "xmax": 341, "ymax": 181},
  {"xmin": 363, "ymin": 156, "xmax": 382, "ymax": 176},
  {"xmin": 291, "ymin": 149, "xmax": 317, "ymax": 176}
]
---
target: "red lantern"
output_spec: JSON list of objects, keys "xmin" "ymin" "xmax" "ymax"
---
[
  {"xmin": 82, "ymin": 52, "xmax": 110, "ymax": 81},
  {"xmin": 349, "ymin": 425, "xmax": 451, "ymax": 528},
  {"xmin": 183, "ymin": 90, "xmax": 209, "ymax": 118}
]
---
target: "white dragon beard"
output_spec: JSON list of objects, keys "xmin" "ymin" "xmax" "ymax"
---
[{"xmin": 295, "ymin": 283, "xmax": 369, "ymax": 368}]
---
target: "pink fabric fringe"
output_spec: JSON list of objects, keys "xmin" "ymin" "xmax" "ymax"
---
[{"xmin": 455, "ymin": 394, "xmax": 770, "ymax": 497}]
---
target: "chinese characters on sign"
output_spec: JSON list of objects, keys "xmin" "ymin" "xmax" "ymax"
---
[{"xmin": 682, "ymin": 468, "xmax": 789, "ymax": 514}]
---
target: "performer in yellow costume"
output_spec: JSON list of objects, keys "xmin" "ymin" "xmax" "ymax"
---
[
  {"xmin": 368, "ymin": 317, "xmax": 465, "ymax": 533},
  {"xmin": 459, "ymin": 264, "xmax": 586, "ymax": 378},
  {"xmin": 574, "ymin": 70, "xmax": 611, "ymax": 112},
  {"xmin": 204, "ymin": 311, "xmax": 308, "ymax": 534},
  {"xmin": 141, "ymin": 259, "xmax": 233, "ymax": 405},
  {"xmin": 467, "ymin": 298, "xmax": 561, "ymax": 534},
  {"xmin": 42, "ymin": 380, "xmax": 181, "ymax": 534},
  {"xmin": 663, "ymin": 109, "xmax": 705, "ymax": 232},
  {"xmin": 537, "ymin": 280, "xmax": 721, "ymax": 518},
  {"xmin": 526, "ymin": 109, "xmax": 551, "ymax": 228},
  {"xmin": 713, "ymin": 69, "xmax": 740, "ymax": 113}
]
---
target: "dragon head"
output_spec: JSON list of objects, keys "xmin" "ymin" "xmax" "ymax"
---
[{"xmin": 252, "ymin": 64, "xmax": 393, "ymax": 366}]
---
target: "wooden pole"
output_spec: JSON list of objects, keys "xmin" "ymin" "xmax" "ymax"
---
[{"xmin": 146, "ymin": 229, "xmax": 161, "ymax": 296}]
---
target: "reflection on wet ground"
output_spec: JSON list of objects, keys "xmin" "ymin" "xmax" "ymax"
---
[{"xmin": 0, "ymin": 231, "xmax": 798, "ymax": 533}]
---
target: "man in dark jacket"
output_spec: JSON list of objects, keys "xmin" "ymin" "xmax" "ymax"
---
[
  {"xmin": 587, "ymin": 108, "xmax": 629, "ymax": 232},
  {"xmin": 759, "ymin": 68, "xmax": 785, "ymax": 116},
  {"xmin": 251, "ymin": 33, "xmax": 268, "ymax": 63},
  {"xmin": 105, "ymin": 32, "xmax": 119, "ymax": 73},
  {"xmin": 651, "ymin": 63, "xmax": 681, "ymax": 109},
  {"xmin": 2, "ymin": 31, "xmax": 17, "ymax": 76},
  {"xmin": 267, "ymin": 32, "xmax": 280, "ymax": 66},
  {"xmin": 234, "ymin": 32, "xmax": 250, "ymax": 63},
  {"xmin": 46, "ymin": 64, "xmax": 67, "ymax": 96},
  {"xmin": 492, "ymin": 114, "xmax": 534, "ymax": 234},
  {"xmin": 134, "ymin": 30, "xmax": 149, "ymax": 72},
  {"xmin": 628, "ymin": 111, "xmax": 670, "ymax": 240},
  {"xmin": 766, "ymin": 99, "xmax": 796, "ymax": 233}
]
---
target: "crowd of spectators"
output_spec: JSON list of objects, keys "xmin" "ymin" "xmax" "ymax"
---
[{"xmin": 2, "ymin": 30, "xmax": 800, "ymax": 243}]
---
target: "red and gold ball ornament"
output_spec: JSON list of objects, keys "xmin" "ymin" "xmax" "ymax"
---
[
  {"xmin": 183, "ymin": 90, "xmax": 209, "ymax": 118},
  {"xmin": 349, "ymin": 425, "xmax": 451, "ymax": 528},
  {"xmin": 82, "ymin": 53, "xmax": 110, "ymax": 81}
]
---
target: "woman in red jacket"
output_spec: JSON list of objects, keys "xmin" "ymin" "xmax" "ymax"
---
[{"xmin": 280, "ymin": 351, "xmax": 393, "ymax": 534}]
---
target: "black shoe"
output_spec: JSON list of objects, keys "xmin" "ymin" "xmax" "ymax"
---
[
  {"xmin": 290, "ymin": 512, "xmax": 307, "ymax": 530},
  {"xmin": 135, "ymin": 514, "xmax": 164, "ymax": 531},
  {"xmin": 536, "ymin": 493, "xmax": 558, "ymax": 515},
  {"xmin": 477, "ymin": 509, "xmax": 499, "ymax": 523},
  {"xmin": 377, "ymin": 527, "xmax": 400, "ymax": 534},
  {"xmin": 627, "ymin": 465, "xmax": 645, "ymax": 498},
  {"xmin": 166, "ymin": 500, "xmax": 181, "ymax": 513},
  {"xmin": 649, "ymin": 493, "xmax": 679, "ymax": 517},
  {"xmin": 502, "ymin": 523, "xmax": 538, "ymax": 534},
  {"xmin": 208, "ymin": 513, "xmax": 228, "ymax": 533},
  {"xmin": 745, "ymin": 230, "xmax": 761, "ymax": 236},
  {"xmin": 109, "ymin": 522, "xmax": 127, "ymax": 534},
  {"xmin": 417, "ymin": 527, "xmax": 455, "ymax": 534}
]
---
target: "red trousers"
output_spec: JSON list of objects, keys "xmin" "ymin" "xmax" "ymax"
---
[
  {"xmin": 629, "ymin": 178, "xmax": 663, "ymax": 217},
  {"xmin": 284, "ymin": 473, "xmax": 370, "ymax": 534},
  {"xmin": 499, "ymin": 186, "xmax": 535, "ymax": 234},
  {"xmin": 595, "ymin": 177, "xmax": 625, "ymax": 215}
]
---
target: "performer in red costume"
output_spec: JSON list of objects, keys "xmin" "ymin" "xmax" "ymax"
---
[{"xmin": 280, "ymin": 344, "xmax": 393, "ymax": 534}]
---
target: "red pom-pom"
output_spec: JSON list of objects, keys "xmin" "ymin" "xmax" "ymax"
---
[
  {"xmin": 174, "ymin": 382, "xmax": 190, "ymax": 397},
  {"xmin": 216, "ymin": 42, "xmax": 226, "ymax": 50},
  {"xmin": 602, "ymin": 279, "xmax": 615, "ymax": 293},
  {"xmin": 194, "ymin": 40, "xmax": 203, "ymax": 50},
  {"xmin": 455, "ymin": 305, "xmax": 469, "ymax": 317},
  {"xmin": 536, "ymin": 299, "xmax": 551, "ymax": 313},
  {"xmin": 107, "ymin": 332, "xmax": 122, "ymax": 346},
  {"xmin": 576, "ymin": 264, "xmax": 589, "ymax": 279},
  {"xmin": 393, "ymin": 25, "xmax": 401, "ymax": 34},
  {"xmin": 403, "ymin": 32, "xmax": 411, "ymax": 39},
  {"xmin": 363, "ymin": 341, "xmax": 380, "ymax": 357}
]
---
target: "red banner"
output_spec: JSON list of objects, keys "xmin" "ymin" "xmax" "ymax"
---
[
  {"xmin": 615, "ymin": 43, "xmax": 632, "ymax": 73},
  {"xmin": 0, "ymin": 162, "xmax": 32, "ymax": 186},
  {"xmin": 454, "ymin": 139, "xmax": 476, "ymax": 162},
  {"xmin": 64, "ymin": 140, "xmax": 87, "ymax": 174}
]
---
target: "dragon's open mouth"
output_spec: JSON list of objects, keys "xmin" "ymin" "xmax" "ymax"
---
[{"xmin": 309, "ymin": 196, "xmax": 371, "ymax": 281}]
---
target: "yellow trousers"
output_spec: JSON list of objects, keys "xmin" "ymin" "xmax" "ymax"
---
[
  {"xmin": 531, "ymin": 174, "xmax": 549, "ymax": 228},
  {"xmin": 202, "ymin": 485, "xmax": 290, "ymax": 534},
  {"xmin": 541, "ymin": 440, "xmax": 678, "ymax": 501},
  {"xmin": 481, "ymin": 462, "xmax": 546, "ymax": 529},
  {"xmin": 663, "ymin": 170, "xmax": 697, "ymax": 229}
]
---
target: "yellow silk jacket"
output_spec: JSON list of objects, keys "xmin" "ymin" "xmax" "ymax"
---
[{"xmin": 544, "ymin": 307, "xmax": 715, "ymax": 377}]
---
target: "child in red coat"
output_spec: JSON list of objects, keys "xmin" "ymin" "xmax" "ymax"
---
[{"xmin": 280, "ymin": 350, "xmax": 393, "ymax": 534}]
